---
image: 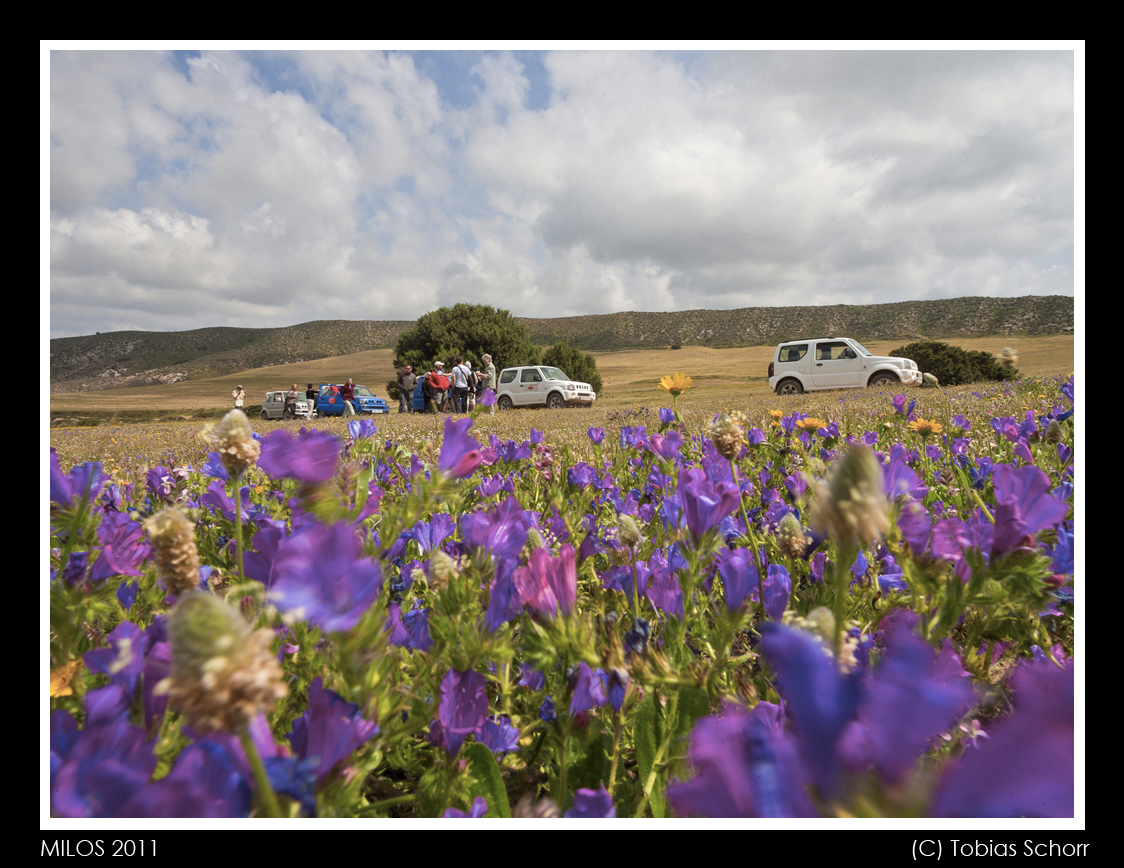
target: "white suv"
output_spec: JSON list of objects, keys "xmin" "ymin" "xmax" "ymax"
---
[
  {"xmin": 768, "ymin": 338, "xmax": 922, "ymax": 396},
  {"xmin": 495, "ymin": 366, "xmax": 597, "ymax": 410}
]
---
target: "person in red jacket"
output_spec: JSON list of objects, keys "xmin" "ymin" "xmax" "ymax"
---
[{"xmin": 340, "ymin": 379, "xmax": 357, "ymax": 416}]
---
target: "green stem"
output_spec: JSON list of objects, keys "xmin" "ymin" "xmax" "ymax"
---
[
  {"xmin": 233, "ymin": 476, "xmax": 246, "ymax": 587},
  {"xmin": 239, "ymin": 727, "xmax": 283, "ymax": 818},
  {"xmin": 607, "ymin": 716, "xmax": 623, "ymax": 794}
]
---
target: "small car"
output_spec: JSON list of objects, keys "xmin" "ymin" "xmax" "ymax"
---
[
  {"xmin": 494, "ymin": 365, "xmax": 596, "ymax": 410},
  {"xmin": 768, "ymin": 337, "xmax": 922, "ymax": 396},
  {"xmin": 311, "ymin": 384, "xmax": 391, "ymax": 417},
  {"xmin": 261, "ymin": 391, "xmax": 313, "ymax": 420}
]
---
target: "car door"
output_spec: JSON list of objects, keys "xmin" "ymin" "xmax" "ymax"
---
[
  {"xmin": 517, "ymin": 368, "xmax": 544, "ymax": 405},
  {"xmin": 810, "ymin": 341, "xmax": 863, "ymax": 388}
]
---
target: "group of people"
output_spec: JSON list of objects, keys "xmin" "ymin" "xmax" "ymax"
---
[{"xmin": 397, "ymin": 354, "xmax": 497, "ymax": 415}]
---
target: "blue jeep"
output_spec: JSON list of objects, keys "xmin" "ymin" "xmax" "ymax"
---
[{"xmin": 313, "ymin": 384, "xmax": 391, "ymax": 417}]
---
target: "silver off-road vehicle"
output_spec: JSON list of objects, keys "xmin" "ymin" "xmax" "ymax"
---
[
  {"xmin": 495, "ymin": 366, "xmax": 597, "ymax": 410},
  {"xmin": 260, "ymin": 390, "xmax": 313, "ymax": 420},
  {"xmin": 768, "ymin": 338, "xmax": 922, "ymax": 396}
]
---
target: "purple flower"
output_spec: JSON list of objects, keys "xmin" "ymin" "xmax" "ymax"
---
[
  {"xmin": 648, "ymin": 431, "xmax": 684, "ymax": 461},
  {"xmin": 443, "ymin": 796, "xmax": 488, "ymax": 818},
  {"xmin": 438, "ymin": 416, "xmax": 483, "ymax": 479},
  {"xmin": 515, "ymin": 545, "xmax": 577, "ymax": 620},
  {"xmin": 990, "ymin": 464, "xmax": 1070, "ymax": 559},
  {"xmin": 347, "ymin": 418, "xmax": 377, "ymax": 441},
  {"xmin": 566, "ymin": 786, "xmax": 616, "ymax": 818},
  {"xmin": 90, "ymin": 512, "xmax": 150, "ymax": 582},
  {"xmin": 259, "ymin": 428, "xmax": 340, "ymax": 485},
  {"xmin": 479, "ymin": 715, "xmax": 520, "ymax": 754},
  {"xmin": 761, "ymin": 621, "xmax": 973, "ymax": 796},
  {"xmin": 119, "ymin": 741, "xmax": 251, "ymax": 818},
  {"xmin": 406, "ymin": 514, "xmax": 456, "ymax": 553},
  {"xmin": 50, "ymin": 450, "xmax": 105, "ymax": 509},
  {"xmin": 569, "ymin": 662, "xmax": 608, "ymax": 715},
  {"xmin": 677, "ymin": 467, "xmax": 741, "ymax": 542},
  {"xmin": 481, "ymin": 388, "xmax": 497, "ymax": 407},
  {"xmin": 288, "ymin": 677, "xmax": 379, "ymax": 786},
  {"xmin": 667, "ymin": 702, "xmax": 816, "ymax": 818},
  {"xmin": 438, "ymin": 669, "xmax": 488, "ymax": 755},
  {"xmin": 587, "ymin": 427, "xmax": 605, "ymax": 444},
  {"xmin": 933, "ymin": 660, "xmax": 1073, "ymax": 817},
  {"xmin": 269, "ymin": 522, "xmax": 383, "ymax": 633}
]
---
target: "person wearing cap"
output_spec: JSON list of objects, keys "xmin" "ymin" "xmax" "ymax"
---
[{"xmin": 232, "ymin": 385, "xmax": 245, "ymax": 409}]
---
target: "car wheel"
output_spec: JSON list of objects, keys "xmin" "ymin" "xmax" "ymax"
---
[
  {"xmin": 547, "ymin": 392, "xmax": 564, "ymax": 410},
  {"xmin": 776, "ymin": 379, "xmax": 803, "ymax": 396},
  {"xmin": 868, "ymin": 374, "xmax": 897, "ymax": 388},
  {"xmin": 498, "ymin": 395, "xmax": 513, "ymax": 411},
  {"xmin": 261, "ymin": 411, "xmax": 270, "ymax": 420}
]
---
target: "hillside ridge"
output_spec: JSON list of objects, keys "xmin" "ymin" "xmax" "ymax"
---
[{"xmin": 51, "ymin": 296, "xmax": 1074, "ymax": 393}]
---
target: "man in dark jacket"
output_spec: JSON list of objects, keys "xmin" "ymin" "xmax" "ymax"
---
[{"xmin": 397, "ymin": 365, "xmax": 417, "ymax": 413}]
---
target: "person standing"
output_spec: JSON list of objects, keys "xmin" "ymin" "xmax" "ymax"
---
[
  {"xmin": 481, "ymin": 354, "xmax": 497, "ymax": 414},
  {"xmin": 285, "ymin": 384, "xmax": 299, "ymax": 418},
  {"xmin": 451, "ymin": 357, "xmax": 471, "ymax": 414},
  {"xmin": 432, "ymin": 362, "xmax": 449, "ymax": 412},
  {"xmin": 397, "ymin": 365, "xmax": 417, "ymax": 414},
  {"xmin": 340, "ymin": 379, "xmax": 357, "ymax": 416},
  {"xmin": 233, "ymin": 385, "xmax": 245, "ymax": 409}
]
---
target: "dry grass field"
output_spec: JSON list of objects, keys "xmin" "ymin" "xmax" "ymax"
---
[
  {"xmin": 50, "ymin": 335, "xmax": 1075, "ymax": 417},
  {"xmin": 49, "ymin": 335, "xmax": 1075, "ymax": 477}
]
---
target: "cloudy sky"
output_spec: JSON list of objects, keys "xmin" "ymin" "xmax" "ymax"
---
[{"xmin": 46, "ymin": 47, "xmax": 1079, "ymax": 339}]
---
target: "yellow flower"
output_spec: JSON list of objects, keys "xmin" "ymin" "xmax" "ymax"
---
[
  {"xmin": 658, "ymin": 373, "xmax": 694, "ymax": 396},
  {"xmin": 769, "ymin": 410, "xmax": 784, "ymax": 419},
  {"xmin": 908, "ymin": 418, "xmax": 943, "ymax": 437},
  {"xmin": 795, "ymin": 417, "xmax": 827, "ymax": 432},
  {"xmin": 51, "ymin": 659, "xmax": 84, "ymax": 698}
]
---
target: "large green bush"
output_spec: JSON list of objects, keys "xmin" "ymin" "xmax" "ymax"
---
[
  {"xmin": 394, "ymin": 304, "xmax": 540, "ymax": 374},
  {"xmin": 542, "ymin": 342, "xmax": 604, "ymax": 397},
  {"xmin": 890, "ymin": 341, "xmax": 1018, "ymax": 386}
]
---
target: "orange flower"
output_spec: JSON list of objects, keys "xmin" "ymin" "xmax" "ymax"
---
[
  {"xmin": 795, "ymin": 417, "xmax": 827, "ymax": 432},
  {"xmin": 908, "ymin": 418, "xmax": 943, "ymax": 437},
  {"xmin": 658, "ymin": 373, "xmax": 694, "ymax": 396},
  {"xmin": 51, "ymin": 660, "xmax": 84, "ymax": 698}
]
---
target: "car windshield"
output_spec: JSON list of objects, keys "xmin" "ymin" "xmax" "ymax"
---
[
  {"xmin": 848, "ymin": 340, "xmax": 873, "ymax": 357},
  {"xmin": 541, "ymin": 367, "xmax": 569, "ymax": 381},
  {"xmin": 354, "ymin": 386, "xmax": 373, "ymax": 397}
]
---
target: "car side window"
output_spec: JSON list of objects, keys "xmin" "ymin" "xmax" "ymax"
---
[
  {"xmin": 500, "ymin": 370, "xmax": 517, "ymax": 384},
  {"xmin": 520, "ymin": 369, "xmax": 542, "ymax": 383},
  {"xmin": 817, "ymin": 342, "xmax": 850, "ymax": 361},
  {"xmin": 780, "ymin": 345, "xmax": 808, "ymax": 362}
]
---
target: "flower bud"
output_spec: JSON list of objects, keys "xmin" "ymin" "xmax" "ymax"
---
[
  {"xmin": 709, "ymin": 414, "xmax": 746, "ymax": 460},
  {"xmin": 427, "ymin": 551, "xmax": 459, "ymax": 591},
  {"xmin": 776, "ymin": 512, "xmax": 811, "ymax": 559},
  {"xmin": 1045, "ymin": 419, "xmax": 1064, "ymax": 444},
  {"xmin": 810, "ymin": 444, "xmax": 889, "ymax": 546},
  {"xmin": 145, "ymin": 506, "xmax": 201, "ymax": 597},
  {"xmin": 156, "ymin": 592, "xmax": 287, "ymax": 734},
  {"xmin": 203, "ymin": 409, "xmax": 260, "ymax": 478},
  {"xmin": 616, "ymin": 514, "xmax": 643, "ymax": 548}
]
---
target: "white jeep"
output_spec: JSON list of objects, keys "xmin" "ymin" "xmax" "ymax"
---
[
  {"xmin": 768, "ymin": 338, "xmax": 922, "ymax": 396},
  {"xmin": 260, "ymin": 391, "xmax": 313, "ymax": 420},
  {"xmin": 495, "ymin": 366, "xmax": 596, "ymax": 410}
]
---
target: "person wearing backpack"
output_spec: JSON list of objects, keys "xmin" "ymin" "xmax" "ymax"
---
[
  {"xmin": 431, "ymin": 362, "xmax": 450, "ymax": 412},
  {"xmin": 451, "ymin": 357, "xmax": 471, "ymax": 413}
]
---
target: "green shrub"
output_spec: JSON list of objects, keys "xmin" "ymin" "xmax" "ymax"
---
[
  {"xmin": 542, "ymin": 342, "xmax": 604, "ymax": 397},
  {"xmin": 890, "ymin": 341, "xmax": 1018, "ymax": 386}
]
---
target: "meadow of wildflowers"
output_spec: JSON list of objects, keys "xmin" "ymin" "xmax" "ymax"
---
[{"xmin": 48, "ymin": 375, "xmax": 1076, "ymax": 819}]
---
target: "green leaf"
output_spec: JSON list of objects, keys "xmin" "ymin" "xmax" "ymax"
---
[{"xmin": 464, "ymin": 742, "xmax": 511, "ymax": 818}]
